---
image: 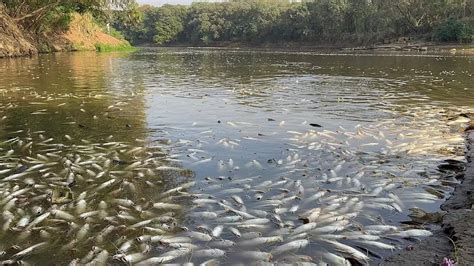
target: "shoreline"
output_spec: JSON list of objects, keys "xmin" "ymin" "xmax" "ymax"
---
[
  {"xmin": 383, "ymin": 122, "xmax": 474, "ymax": 265},
  {"xmin": 2, "ymin": 42, "xmax": 474, "ymax": 59},
  {"xmin": 143, "ymin": 42, "xmax": 474, "ymax": 56}
]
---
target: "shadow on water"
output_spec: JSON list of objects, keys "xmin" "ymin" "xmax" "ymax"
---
[
  {"xmin": 0, "ymin": 52, "xmax": 194, "ymax": 265},
  {"xmin": 0, "ymin": 52, "xmax": 149, "ymax": 141}
]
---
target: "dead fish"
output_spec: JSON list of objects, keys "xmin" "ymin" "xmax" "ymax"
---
[
  {"xmin": 321, "ymin": 239, "xmax": 369, "ymax": 263},
  {"xmin": 11, "ymin": 242, "xmax": 48, "ymax": 259},
  {"xmin": 189, "ymin": 211, "xmax": 218, "ymax": 219},
  {"xmin": 238, "ymin": 236, "xmax": 283, "ymax": 247},
  {"xmin": 228, "ymin": 227, "xmax": 241, "ymax": 237},
  {"xmin": 212, "ymin": 225, "xmax": 224, "ymax": 238},
  {"xmin": 153, "ymin": 202, "xmax": 182, "ymax": 210},
  {"xmin": 240, "ymin": 251, "xmax": 272, "ymax": 261},
  {"xmin": 272, "ymin": 239, "xmax": 309, "ymax": 255},
  {"xmin": 185, "ymin": 231, "xmax": 213, "ymax": 241},
  {"xmin": 192, "ymin": 248, "xmax": 226, "ymax": 258},
  {"xmin": 392, "ymin": 229, "xmax": 432, "ymax": 238},
  {"xmin": 136, "ymin": 248, "xmax": 191, "ymax": 264}
]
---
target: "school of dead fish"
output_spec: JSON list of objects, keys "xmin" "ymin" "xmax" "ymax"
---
[{"xmin": 0, "ymin": 86, "xmax": 473, "ymax": 266}]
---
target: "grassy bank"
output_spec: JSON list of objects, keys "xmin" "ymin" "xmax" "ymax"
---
[
  {"xmin": 64, "ymin": 13, "xmax": 133, "ymax": 53},
  {"xmin": 95, "ymin": 43, "xmax": 136, "ymax": 52}
]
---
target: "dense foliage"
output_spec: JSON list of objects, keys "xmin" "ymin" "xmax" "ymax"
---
[
  {"xmin": 436, "ymin": 19, "xmax": 473, "ymax": 43},
  {"xmin": 114, "ymin": 0, "xmax": 474, "ymax": 46},
  {"xmin": 2, "ymin": 0, "xmax": 138, "ymax": 33}
]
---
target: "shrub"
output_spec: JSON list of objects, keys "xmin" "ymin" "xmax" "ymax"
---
[
  {"xmin": 436, "ymin": 19, "xmax": 473, "ymax": 43},
  {"xmin": 109, "ymin": 28, "xmax": 126, "ymax": 40}
]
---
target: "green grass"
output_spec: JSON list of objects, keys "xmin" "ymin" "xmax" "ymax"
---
[
  {"xmin": 94, "ymin": 43, "xmax": 136, "ymax": 52},
  {"xmin": 108, "ymin": 28, "xmax": 126, "ymax": 41}
]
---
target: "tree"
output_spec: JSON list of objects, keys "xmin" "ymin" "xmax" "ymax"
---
[
  {"xmin": 3, "ymin": 0, "xmax": 138, "ymax": 32},
  {"xmin": 111, "ymin": 0, "xmax": 473, "ymax": 45},
  {"xmin": 153, "ymin": 5, "xmax": 188, "ymax": 44}
]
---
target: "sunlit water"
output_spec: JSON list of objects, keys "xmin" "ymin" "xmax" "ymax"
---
[{"xmin": 0, "ymin": 48, "xmax": 473, "ymax": 265}]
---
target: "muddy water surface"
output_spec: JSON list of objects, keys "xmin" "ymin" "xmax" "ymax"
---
[{"xmin": 0, "ymin": 48, "xmax": 473, "ymax": 265}]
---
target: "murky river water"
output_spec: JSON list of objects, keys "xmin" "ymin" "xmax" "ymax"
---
[{"xmin": 0, "ymin": 48, "xmax": 473, "ymax": 265}]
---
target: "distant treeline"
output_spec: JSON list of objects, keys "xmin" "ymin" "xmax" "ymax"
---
[{"xmin": 113, "ymin": 0, "xmax": 474, "ymax": 46}]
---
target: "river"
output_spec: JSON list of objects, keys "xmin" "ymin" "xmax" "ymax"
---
[{"xmin": 0, "ymin": 48, "xmax": 472, "ymax": 265}]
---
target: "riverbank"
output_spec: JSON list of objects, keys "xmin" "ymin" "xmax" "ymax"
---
[
  {"xmin": 383, "ymin": 120, "xmax": 474, "ymax": 265},
  {"xmin": 340, "ymin": 43, "xmax": 474, "ymax": 55},
  {"xmin": 140, "ymin": 41, "xmax": 474, "ymax": 56},
  {"xmin": 0, "ymin": 5, "xmax": 131, "ymax": 58},
  {"xmin": 249, "ymin": 42, "xmax": 473, "ymax": 55}
]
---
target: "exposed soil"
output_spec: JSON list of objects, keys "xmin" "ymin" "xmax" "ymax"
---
[
  {"xmin": 0, "ymin": 4, "xmax": 128, "ymax": 58},
  {"xmin": 383, "ymin": 122, "xmax": 474, "ymax": 266},
  {"xmin": 59, "ymin": 13, "xmax": 125, "ymax": 51},
  {"xmin": 0, "ymin": 4, "xmax": 37, "ymax": 57}
]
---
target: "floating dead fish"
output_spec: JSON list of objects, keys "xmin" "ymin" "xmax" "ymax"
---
[{"xmin": 0, "ymin": 82, "xmax": 470, "ymax": 266}]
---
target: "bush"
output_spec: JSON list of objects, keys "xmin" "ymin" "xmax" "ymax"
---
[
  {"xmin": 109, "ymin": 28, "xmax": 126, "ymax": 40},
  {"xmin": 37, "ymin": 6, "xmax": 74, "ymax": 33},
  {"xmin": 436, "ymin": 19, "xmax": 473, "ymax": 43}
]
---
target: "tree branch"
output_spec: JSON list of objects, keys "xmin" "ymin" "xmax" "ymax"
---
[
  {"xmin": 395, "ymin": 3, "xmax": 418, "ymax": 32},
  {"xmin": 13, "ymin": 1, "xmax": 26, "ymax": 17},
  {"xmin": 14, "ymin": 1, "xmax": 61, "ymax": 22}
]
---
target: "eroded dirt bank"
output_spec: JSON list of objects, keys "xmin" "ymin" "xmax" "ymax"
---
[
  {"xmin": 0, "ymin": 4, "xmax": 36, "ymax": 57},
  {"xmin": 383, "ymin": 123, "xmax": 474, "ymax": 265},
  {"xmin": 0, "ymin": 4, "xmax": 129, "ymax": 58}
]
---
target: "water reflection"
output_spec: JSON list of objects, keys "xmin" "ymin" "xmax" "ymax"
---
[
  {"xmin": 0, "ymin": 52, "xmax": 194, "ymax": 265},
  {"xmin": 0, "ymin": 52, "xmax": 150, "ymax": 141},
  {"xmin": 0, "ymin": 49, "xmax": 472, "ymax": 265}
]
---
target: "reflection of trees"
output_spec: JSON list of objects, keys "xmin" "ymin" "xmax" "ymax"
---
[
  {"xmin": 133, "ymin": 49, "xmax": 473, "ymax": 107},
  {"xmin": 0, "ymin": 51, "xmax": 197, "ymax": 264},
  {"xmin": 4, "ymin": 50, "xmax": 468, "ymax": 141},
  {"xmin": 0, "ymin": 52, "xmax": 148, "ymax": 143}
]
